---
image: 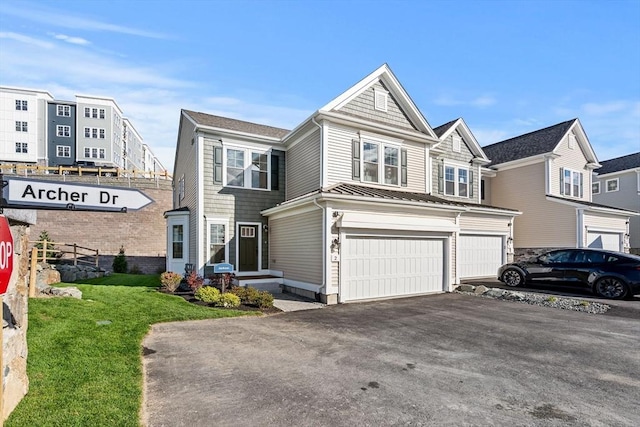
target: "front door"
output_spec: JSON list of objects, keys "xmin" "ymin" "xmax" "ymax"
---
[
  {"xmin": 238, "ymin": 224, "xmax": 259, "ymax": 272},
  {"xmin": 166, "ymin": 214, "xmax": 189, "ymax": 274}
]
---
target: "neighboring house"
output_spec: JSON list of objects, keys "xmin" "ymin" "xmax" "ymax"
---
[
  {"xmin": 167, "ymin": 64, "xmax": 520, "ymax": 304},
  {"xmin": 592, "ymin": 152, "xmax": 640, "ymax": 253},
  {"xmin": 482, "ymin": 119, "xmax": 636, "ymax": 258}
]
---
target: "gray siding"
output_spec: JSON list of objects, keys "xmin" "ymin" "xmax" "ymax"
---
[
  {"xmin": 269, "ymin": 208, "xmax": 323, "ymax": 284},
  {"xmin": 431, "ymin": 129, "xmax": 479, "ymax": 202},
  {"xmin": 47, "ymin": 102, "xmax": 76, "ymax": 167},
  {"xmin": 286, "ymin": 128, "xmax": 321, "ymax": 199},
  {"xmin": 202, "ymin": 140, "xmax": 286, "ymax": 270},
  {"xmin": 339, "ymin": 81, "xmax": 417, "ymax": 131},
  {"xmin": 592, "ymin": 171, "xmax": 640, "ymax": 249},
  {"xmin": 76, "ymin": 104, "xmax": 113, "ymax": 164}
]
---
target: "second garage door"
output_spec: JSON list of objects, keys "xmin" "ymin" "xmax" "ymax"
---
[
  {"xmin": 459, "ymin": 234, "xmax": 504, "ymax": 279},
  {"xmin": 587, "ymin": 232, "xmax": 621, "ymax": 251},
  {"xmin": 341, "ymin": 236, "xmax": 444, "ymax": 302}
]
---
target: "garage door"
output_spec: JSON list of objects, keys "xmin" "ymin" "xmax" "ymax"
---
[
  {"xmin": 342, "ymin": 236, "xmax": 444, "ymax": 302},
  {"xmin": 459, "ymin": 235, "xmax": 504, "ymax": 279},
  {"xmin": 587, "ymin": 232, "xmax": 621, "ymax": 251}
]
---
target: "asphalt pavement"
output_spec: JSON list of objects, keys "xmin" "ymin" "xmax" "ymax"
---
[{"xmin": 142, "ymin": 292, "xmax": 640, "ymax": 427}]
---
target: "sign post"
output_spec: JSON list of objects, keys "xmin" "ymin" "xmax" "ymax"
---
[{"xmin": 0, "ymin": 214, "xmax": 13, "ymax": 425}]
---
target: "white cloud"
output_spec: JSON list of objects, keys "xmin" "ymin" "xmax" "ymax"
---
[
  {"xmin": 51, "ymin": 33, "xmax": 90, "ymax": 46},
  {"xmin": 0, "ymin": 31, "xmax": 53, "ymax": 48},
  {"xmin": 0, "ymin": 2, "xmax": 168, "ymax": 39}
]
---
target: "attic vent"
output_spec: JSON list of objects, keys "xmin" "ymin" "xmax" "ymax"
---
[
  {"xmin": 374, "ymin": 89, "xmax": 388, "ymax": 112},
  {"xmin": 568, "ymin": 134, "xmax": 576, "ymax": 149},
  {"xmin": 452, "ymin": 135, "xmax": 462, "ymax": 153}
]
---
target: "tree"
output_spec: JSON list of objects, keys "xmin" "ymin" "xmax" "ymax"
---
[
  {"xmin": 112, "ymin": 246, "xmax": 128, "ymax": 273},
  {"xmin": 36, "ymin": 230, "xmax": 57, "ymax": 261}
]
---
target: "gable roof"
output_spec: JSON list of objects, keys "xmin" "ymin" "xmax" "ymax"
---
[
  {"xmin": 432, "ymin": 118, "xmax": 490, "ymax": 162},
  {"xmin": 318, "ymin": 64, "xmax": 438, "ymax": 139},
  {"xmin": 596, "ymin": 152, "xmax": 640, "ymax": 175},
  {"xmin": 482, "ymin": 119, "xmax": 577, "ymax": 166},
  {"xmin": 182, "ymin": 109, "xmax": 290, "ymax": 139}
]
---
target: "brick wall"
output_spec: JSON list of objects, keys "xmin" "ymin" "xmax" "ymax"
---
[{"xmin": 27, "ymin": 176, "xmax": 172, "ymax": 273}]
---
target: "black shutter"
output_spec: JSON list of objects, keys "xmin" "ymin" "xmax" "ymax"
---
[
  {"xmin": 579, "ymin": 172, "xmax": 583, "ymax": 198},
  {"xmin": 437, "ymin": 162, "xmax": 444, "ymax": 194},
  {"xmin": 352, "ymin": 139, "xmax": 360, "ymax": 180},
  {"xmin": 559, "ymin": 167, "xmax": 564, "ymax": 195},
  {"xmin": 271, "ymin": 154, "xmax": 279, "ymax": 190},
  {"xmin": 469, "ymin": 169, "xmax": 474, "ymax": 198},
  {"xmin": 213, "ymin": 146, "xmax": 223, "ymax": 184},
  {"xmin": 401, "ymin": 148, "xmax": 408, "ymax": 187}
]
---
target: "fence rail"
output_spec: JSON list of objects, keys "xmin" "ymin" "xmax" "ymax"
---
[
  {"xmin": 28, "ymin": 240, "xmax": 99, "ymax": 297},
  {"xmin": 0, "ymin": 163, "xmax": 171, "ymax": 180}
]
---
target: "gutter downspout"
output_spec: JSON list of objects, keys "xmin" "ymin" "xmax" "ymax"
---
[{"xmin": 312, "ymin": 197, "xmax": 326, "ymax": 299}]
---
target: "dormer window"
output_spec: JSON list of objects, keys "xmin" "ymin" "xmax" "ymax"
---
[{"xmin": 374, "ymin": 88, "xmax": 388, "ymax": 112}]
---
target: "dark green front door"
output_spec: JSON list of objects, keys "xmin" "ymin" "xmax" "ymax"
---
[{"xmin": 238, "ymin": 225, "xmax": 258, "ymax": 271}]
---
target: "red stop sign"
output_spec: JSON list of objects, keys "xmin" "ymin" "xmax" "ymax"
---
[{"xmin": 0, "ymin": 215, "xmax": 14, "ymax": 294}]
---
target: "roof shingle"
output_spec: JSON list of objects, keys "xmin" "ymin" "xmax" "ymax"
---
[
  {"xmin": 483, "ymin": 119, "xmax": 576, "ymax": 166},
  {"xmin": 183, "ymin": 109, "xmax": 290, "ymax": 139},
  {"xmin": 596, "ymin": 152, "xmax": 640, "ymax": 175}
]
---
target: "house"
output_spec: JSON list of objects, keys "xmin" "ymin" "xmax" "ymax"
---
[
  {"xmin": 167, "ymin": 64, "xmax": 520, "ymax": 304},
  {"xmin": 592, "ymin": 152, "xmax": 640, "ymax": 253},
  {"xmin": 482, "ymin": 120, "xmax": 636, "ymax": 258}
]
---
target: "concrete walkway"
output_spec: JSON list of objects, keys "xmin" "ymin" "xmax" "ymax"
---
[{"xmin": 273, "ymin": 292, "xmax": 326, "ymax": 312}]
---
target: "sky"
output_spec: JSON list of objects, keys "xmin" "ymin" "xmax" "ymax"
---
[{"xmin": 1, "ymin": 0, "xmax": 639, "ymax": 172}]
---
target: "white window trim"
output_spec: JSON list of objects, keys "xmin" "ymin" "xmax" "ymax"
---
[
  {"xmin": 359, "ymin": 135, "xmax": 403, "ymax": 187},
  {"xmin": 206, "ymin": 218, "xmax": 229, "ymax": 266},
  {"xmin": 56, "ymin": 125, "xmax": 71, "ymax": 137},
  {"xmin": 56, "ymin": 145, "xmax": 71, "ymax": 158},
  {"xmin": 562, "ymin": 167, "xmax": 583, "ymax": 198},
  {"xmin": 605, "ymin": 178, "xmax": 619, "ymax": 193},
  {"xmin": 57, "ymin": 105, "xmax": 71, "ymax": 117},
  {"xmin": 222, "ymin": 144, "xmax": 272, "ymax": 191},
  {"xmin": 443, "ymin": 162, "xmax": 470, "ymax": 198},
  {"xmin": 592, "ymin": 181, "xmax": 600, "ymax": 195},
  {"xmin": 374, "ymin": 88, "xmax": 388, "ymax": 112}
]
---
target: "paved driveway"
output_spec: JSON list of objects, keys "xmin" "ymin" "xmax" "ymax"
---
[{"xmin": 143, "ymin": 293, "xmax": 640, "ymax": 426}]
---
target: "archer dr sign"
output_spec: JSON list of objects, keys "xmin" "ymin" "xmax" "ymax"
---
[{"xmin": 2, "ymin": 177, "xmax": 154, "ymax": 212}]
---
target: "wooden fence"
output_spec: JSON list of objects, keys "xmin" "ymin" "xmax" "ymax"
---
[
  {"xmin": 28, "ymin": 240, "xmax": 99, "ymax": 297},
  {"xmin": 0, "ymin": 163, "xmax": 171, "ymax": 180}
]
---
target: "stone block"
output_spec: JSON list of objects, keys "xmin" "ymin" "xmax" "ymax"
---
[
  {"xmin": 485, "ymin": 289, "xmax": 507, "ymax": 298},
  {"xmin": 457, "ymin": 284, "xmax": 475, "ymax": 293},
  {"xmin": 474, "ymin": 285, "xmax": 489, "ymax": 295}
]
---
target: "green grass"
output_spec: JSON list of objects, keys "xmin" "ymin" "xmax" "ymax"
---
[{"xmin": 6, "ymin": 274, "xmax": 249, "ymax": 427}]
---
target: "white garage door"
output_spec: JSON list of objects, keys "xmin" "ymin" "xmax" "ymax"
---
[
  {"xmin": 342, "ymin": 236, "xmax": 444, "ymax": 302},
  {"xmin": 459, "ymin": 235, "xmax": 504, "ymax": 279},
  {"xmin": 587, "ymin": 232, "xmax": 621, "ymax": 251}
]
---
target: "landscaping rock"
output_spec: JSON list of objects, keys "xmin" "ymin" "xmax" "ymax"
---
[
  {"xmin": 484, "ymin": 289, "xmax": 507, "ymax": 298},
  {"xmin": 474, "ymin": 285, "xmax": 489, "ymax": 295},
  {"xmin": 504, "ymin": 291, "xmax": 526, "ymax": 301},
  {"xmin": 457, "ymin": 284, "xmax": 475, "ymax": 293},
  {"xmin": 40, "ymin": 286, "xmax": 82, "ymax": 299}
]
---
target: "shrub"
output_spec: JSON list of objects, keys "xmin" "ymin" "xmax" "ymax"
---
[
  {"xmin": 212, "ymin": 293, "xmax": 241, "ymax": 308},
  {"xmin": 36, "ymin": 230, "xmax": 57, "ymax": 261},
  {"xmin": 186, "ymin": 271, "xmax": 205, "ymax": 291},
  {"xmin": 112, "ymin": 246, "xmax": 128, "ymax": 273},
  {"xmin": 545, "ymin": 296, "xmax": 558, "ymax": 303},
  {"xmin": 230, "ymin": 286, "xmax": 274, "ymax": 308},
  {"xmin": 194, "ymin": 286, "xmax": 221, "ymax": 303},
  {"xmin": 129, "ymin": 264, "xmax": 142, "ymax": 275},
  {"xmin": 160, "ymin": 271, "xmax": 183, "ymax": 292}
]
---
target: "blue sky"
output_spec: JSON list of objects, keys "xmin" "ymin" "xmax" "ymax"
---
[{"xmin": 1, "ymin": 0, "xmax": 638, "ymax": 171}]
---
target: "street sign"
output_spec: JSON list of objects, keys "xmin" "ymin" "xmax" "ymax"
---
[
  {"xmin": 0, "ymin": 215, "xmax": 13, "ymax": 294},
  {"xmin": 1, "ymin": 176, "xmax": 153, "ymax": 212}
]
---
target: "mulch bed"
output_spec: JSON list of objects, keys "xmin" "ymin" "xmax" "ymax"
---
[{"xmin": 160, "ymin": 289, "xmax": 282, "ymax": 314}]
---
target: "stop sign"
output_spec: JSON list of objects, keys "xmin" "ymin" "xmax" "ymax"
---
[{"xmin": 0, "ymin": 215, "xmax": 13, "ymax": 294}]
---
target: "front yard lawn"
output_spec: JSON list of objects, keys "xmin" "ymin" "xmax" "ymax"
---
[{"xmin": 6, "ymin": 274, "xmax": 250, "ymax": 427}]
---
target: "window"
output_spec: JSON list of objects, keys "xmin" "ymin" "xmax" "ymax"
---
[
  {"xmin": 442, "ymin": 164, "xmax": 472, "ymax": 198},
  {"xmin": 452, "ymin": 135, "xmax": 462, "ymax": 153},
  {"xmin": 15, "ymin": 100, "xmax": 27, "ymax": 111},
  {"xmin": 178, "ymin": 175, "xmax": 185, "ymax": 200},
  {"xmin": 374, "ymin": 88, "xmax": 388, "ymax": 112},
  {"xmin": 384, "ymin": 146, "xmax": 399, "ymax": 185},
  {"xmin": 57, "ymin": 125, "xmax": 71, "ymax": 137},
  {"xmin": 92, "ymin": 108, "xmax": 98, "ymax": 118},
  {"xmin": 91, "ymin": 148, "xmax": 98, "ymax": 158},
  {"xmin": 226, "ymin": 149, "xmax": 245, "ymax": 187},
  {"xmin": 92, "ymin": 128, "xmax": 98, "ymax": 139},
  {"xmin": 15, "ymin": 121, "xmax": 28, "ymax": 132},
  {"xmin": 15, "ymin": 142, "xmax": 28, "ymax": 153},
  {"xmin": 208, "ymin": 223, "xmax": 226, "ymax": 264},
  {"xmin": 99, "ymin": 109, "xmax": 105, "ymax": 119},
  {"xmin": 172, "ymin": 225, "xmax": 184, "ymax": 259},
  {"xmin": 99, "ymin": 148, "xmax": 105, "ymax": 159},
  {"xmin": 606, "ymin": 178, "xmax": 619, "ymax": 192},
  {"xmin": 84, "ymin": 127, "xmax": 90, "ymax": 138},
  {"xmin": 99, "ymin": 129, "xmax": 105, "ymax": 139},
  {"xmin": 363, "ymin": 142, "xmax": 379, "ymax": 183},
  {"xmin": 251, "ymin": 152, "xmax": 268, "ymax": 189},
  {"xmin": 56, "ymin": 145, "xmax": 71, "ymax": 157},
  {"xmin": 57, "ymin": 105, "xmax": 71, "ymax": 116},
  {"xmin": 561, "ymin": 168, "xmax": 582, "ymax": 197},
  {"xmin": 84, "ymin": 107, "xmax": 90, "ymax": 118},
  {"xmin": 84, "ymin": 147, "xmax": 90, "ymax": 157},
  {"xmin": 592, "ymin": 181, "xmax": 600, "ymax": 194},
  {"xmin": 240, "ymin": 226, "xmax": 256, "ymax": 238}
]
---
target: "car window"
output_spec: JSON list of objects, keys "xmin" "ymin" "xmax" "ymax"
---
[{"xmin": 544, "ymin": 251, "xmax": 573, "ymax": 263}]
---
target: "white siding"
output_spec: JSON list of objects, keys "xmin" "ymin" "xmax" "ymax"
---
[
  {"xmin": 269, "ymin": 209, "xmax": 323, "ymax": 284},
  {"xmin": 286, "ymin": 128, "xmax": 321, "ymax": 199},
  {"xmin": 549, "ymin": 131, "xmax": 592, "ymax": 201},
  {"xmin": 459, "ymin": 214, "xmax": 511, "ymax": 233}
]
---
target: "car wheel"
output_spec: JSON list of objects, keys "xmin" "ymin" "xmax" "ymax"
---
[
  {"xmin": 501, "ymin": 268, "xmax": 524, "ymax": 287},
  {"xmin": 594, "ymin": 277, "xmax": 629, "ymax": 300}
]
